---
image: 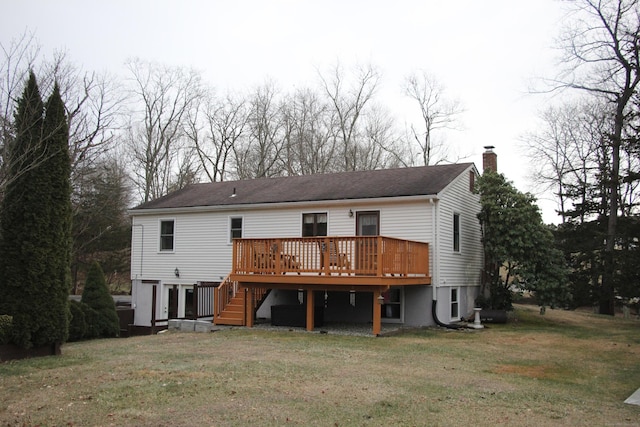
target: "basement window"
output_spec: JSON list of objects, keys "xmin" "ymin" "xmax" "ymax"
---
[{"xmin": 451, "ymin": 287, "xmax": 460, "ymax": 321}]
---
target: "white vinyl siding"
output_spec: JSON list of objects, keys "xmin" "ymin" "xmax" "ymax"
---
[
  {"xmin": 131, "ymin": 201, "xmax": 437, "ymax": 283},
  {"xmin": 435, "ymin": 166, "xmax": 483, "ymax": 320}
]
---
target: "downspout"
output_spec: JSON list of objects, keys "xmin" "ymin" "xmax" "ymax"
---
[
  {"xmin": 429, "ymin": 198, "xmax": 459, "ymax": 329},
  {"xmin": 131, "ymin": 221, "xmax": 144, "ymax": 278}
]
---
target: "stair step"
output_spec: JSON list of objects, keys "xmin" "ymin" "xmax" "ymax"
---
[
  {"xmin": 214, "ymin": 317, "xmax": 245, "ymax": 326},
  {"xmin": 219, "ymin": 310, "xmax": 243, "ymax": 318},
  {"xmin": 214, "ymin": 282, "xmax": 270, "ymax": 328}
]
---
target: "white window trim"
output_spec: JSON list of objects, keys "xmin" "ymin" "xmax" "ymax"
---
[
  {"xmin": 450, "ymin": 286, "xmax": 460, "ymax": 321},
  {"xmin": 228, "ymin": 215, "xmax": 244, "ymax": 244},
  {"xmin": 158, "ymin": 218, "xmax": 176, "ymax": 253}
]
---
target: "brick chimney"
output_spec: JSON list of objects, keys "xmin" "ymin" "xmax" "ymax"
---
[{"xmin": 482, "ymin": 146, "xmax": 497, "ymax": 173}]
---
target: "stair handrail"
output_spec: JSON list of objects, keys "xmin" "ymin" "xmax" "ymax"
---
[
  {"xmin": 213, "ymin": 274, "xmax": 237, "ymax": 322},
  {"xmin": 214, "ymin": 273, "xmax": 269, "ymax": 324}
]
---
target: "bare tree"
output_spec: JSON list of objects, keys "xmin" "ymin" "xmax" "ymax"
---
[
  {"xmin": 1, "ymin": 32, "xmax": 123, "ymax": 197},
  {"xmin": 280, "ymin": 87, "xmax": 338, "ymax": 175},
  {"xmin": 125, "ymin": 59, "xmax": 203, "ymax": 202},
  {"xmin": 186, "ymin": 91, "xmax": 248, "ymax": 182},
  {"xmin": 234, "ymin": 80, "xmax": 284, "ymax": 179},
  {"xmin": 403, "ymin": 71, "xmax": 464, "ymax": 166},
  {"xmin": 358, "ymin": 104, "xmax": 403, "ymax": 170},
  {"xmin": 524, "ymin": 100, "xmax": 608, "ymax": 223},
  {"xmin": 0, "ymin": 33, "xmax": 38, "ymax": 160},
  {"xmin": 552, "ymin": 0, "xmax": 640, "ymax": 314},
  {"xmin": 318, "ymin": 62, "xmax": 380, "ymax": 171}
]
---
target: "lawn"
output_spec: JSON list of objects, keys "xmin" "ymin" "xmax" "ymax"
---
[{"xmin": 1, "ymin": 304, "xmax": 638, "ymax": 426}]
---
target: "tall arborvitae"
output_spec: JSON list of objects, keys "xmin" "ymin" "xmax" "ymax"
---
[
  {"xmin": 0, "ymin": 73, "xmax": 72, "ymax": 348},
  {"xmin": 40, "ymin": 83, "xmax": 72, "ymax": 345},
  {"xmin": 0, "ymin": 71, "xmax": 46, "ymax": 347}
]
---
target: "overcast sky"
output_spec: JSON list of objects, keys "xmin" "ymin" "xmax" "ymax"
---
[{"xmin": 2, "ymin": 0, "xmax": 568, "ymax": 222}]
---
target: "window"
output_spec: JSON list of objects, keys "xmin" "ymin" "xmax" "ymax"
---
[
  {"xmin": 382, "ymin": 287, "xmax": 402, "ymax": 321},
  {"xmin": 453, "ymin": 213, "xmax": 460, "ymax": 252},
  {"xmin": 229, "ymin": 217, "xmax": 243, "ymax": 243},
  {"xmin": 302, "ymin": 213, "xmax": 327, "ymax": 237},
  {"xmin": 357, "ymin": 211, "xmax": 379, "ymax": 236},
  {"xmin": 451, "ymin": 287, "xmax": 460, "ymax": 320},
  {"xmin": 160, "ymin": 219, "xmax": 175, "ymax": 251}
]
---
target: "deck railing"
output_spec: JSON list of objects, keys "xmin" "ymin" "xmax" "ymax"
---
[
  {"xmin": 214, "ymin": 274, "xmax": 238, "ymax": 319},
  {"xmin": 232, "ymin": 236, "xmax": 429, "ymax": 277},
  {"xmin": 213, "ymin": 274, "xmax": 269, "ymax": 324}
]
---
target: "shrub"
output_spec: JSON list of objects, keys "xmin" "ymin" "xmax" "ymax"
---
[
  {"xmin": 81, "ymin": 304, "xmax": 101, "ymax": 339},
  {"xmin": 81, "ymin": 261, "xmax": 119, "ymax": 338},
  {"xmin": 68, "ymin": 300, "xmax": 88, "ymax": 342},
  {"xmin": 0, "ymin": 315, "xmax": 13, "ymax": 345}
]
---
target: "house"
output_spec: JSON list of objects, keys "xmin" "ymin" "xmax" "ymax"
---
[{"xmin": 128, "ymin": 151, "xmax": 494, "ymax": 335}]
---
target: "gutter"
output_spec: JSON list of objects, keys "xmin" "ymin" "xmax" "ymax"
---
[{"xmin": 128, "ymin": 194, "xmax": 440, "ymax": 217}]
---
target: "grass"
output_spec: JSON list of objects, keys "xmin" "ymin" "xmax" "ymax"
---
[{"xmin": 1, "ymin": 304, "xmax": 639, "ymax": 426}]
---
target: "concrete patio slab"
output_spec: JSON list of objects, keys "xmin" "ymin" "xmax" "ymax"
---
[{"xmin": 624, "ymin": 387, "xmax": 640, "ymax": 406}]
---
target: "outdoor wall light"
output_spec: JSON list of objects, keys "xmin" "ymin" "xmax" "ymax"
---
[
  {"xmin": 174, "ymin": 268, "xmax": 180, "ymax": 278},
  {"xmin": 349, "ymin": 209, "xmax": 354, "ymax": 218}
]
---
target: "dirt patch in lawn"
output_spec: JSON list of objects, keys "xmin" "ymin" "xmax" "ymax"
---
[{"xmin": 493, "ymin": 364, "xmax": 555, "ymax": 379}]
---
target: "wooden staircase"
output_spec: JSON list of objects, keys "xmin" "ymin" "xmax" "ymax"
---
[
  {"xmin": 214, "ymin": 292, "xmax": 246, "ymax": 325},
  {"xmin": 213, "ymin": 274, "xmax": 270, "ymax": 326}
]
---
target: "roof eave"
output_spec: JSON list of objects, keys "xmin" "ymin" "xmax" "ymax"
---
[{"xmin": 127, "ymin": 194, "xmax": 440, "ymax": 217}]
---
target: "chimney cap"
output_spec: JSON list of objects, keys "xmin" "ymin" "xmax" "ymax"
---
[{"xmin": 483, "ymin": 145, "xmax": 495, "ymax": 152}]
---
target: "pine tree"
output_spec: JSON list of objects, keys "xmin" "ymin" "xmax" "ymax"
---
[{"xmin": 81, "ymin": 261, "xmax": 119, "ymax": 338}]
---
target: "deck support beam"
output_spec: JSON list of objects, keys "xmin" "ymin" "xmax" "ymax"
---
[
  {"xmin": 373, "ymin": 288, "xmax": 382, "ymax": 336},
  {"xmin": 245, "ymin": 287, "xmax": 255, "ymax": 327},
  {"xmin": 306, "ymin": 289, "xmax": 315, "ymax": 331}
]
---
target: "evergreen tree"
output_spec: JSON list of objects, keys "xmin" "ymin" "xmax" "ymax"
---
[
  {"xmin": 41, "ymin": 83, "xmax": 72, "ymax": 344},
  {"xmin": 0, "ymin": 71, "xmax": 48, "ymax": 347},
  {"xmin": 477, "ymin": 171, "xmax": 570, "ymax": 311},
  {"xmin": 72, "ymin": 159, "xmax": 131, "ymax": 294},
  {"xmin": 0, "ymin": 73, "xmax": 72, "ymax": 348},
  {"xmin": 67, "ymin": 299, "xmax": 87, "ymax": 341},
  {"xmin": 81, "ymin": 261, "xmax": 119, "ymax": 338}
]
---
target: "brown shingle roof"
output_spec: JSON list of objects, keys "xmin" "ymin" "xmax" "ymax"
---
[{"xmin": 131, "ymin": 163, "xmax": 474, "ymax": 211}]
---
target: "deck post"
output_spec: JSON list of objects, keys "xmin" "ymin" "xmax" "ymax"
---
[
  {"xmin": 151, "ymin": 284, "xmax": 157, "ymax": 334},
  {"xmin": 245, "ymin": 287, "xmax": 254, "ymax": 327},
  {"xmin": 306, "ymin": 289, "xmax": 315, "ymax": 331},
  {"xmin": 373, "ymin": 288, "xmax": 382, "ymax": 336}
]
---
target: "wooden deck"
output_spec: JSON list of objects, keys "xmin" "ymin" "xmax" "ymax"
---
[
  {"xmin": 218, "ymin": 236, "xmax": 431, "ymax": 335},
  {"xmin": 230, "ymin": 236, "xmax": 430, "ymax": 285}
]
